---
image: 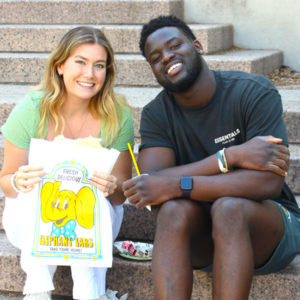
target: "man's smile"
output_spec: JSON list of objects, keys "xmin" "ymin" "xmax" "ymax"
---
[{"xmin": 166, "ymin": 62, "xmax": 183, "ymax": 76}]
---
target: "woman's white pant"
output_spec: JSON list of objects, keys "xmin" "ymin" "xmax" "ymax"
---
[
  {"xmin": 4, "ymin": 198, "xmax": 124, "ymax": 299},
  {"xmin": 20, "ymin": 262, "xmax": 110, "ymax": 299}
]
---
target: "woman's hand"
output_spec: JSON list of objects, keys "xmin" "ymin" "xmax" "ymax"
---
[
  {"xmin": 14, "ymin": 166, "xmax": 46, "ymax": 193},
  {"xmin": 90, "ymin": 172, "xmax": 118, "ymax": 197}
]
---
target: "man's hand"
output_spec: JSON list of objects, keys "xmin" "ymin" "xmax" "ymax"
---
[
  {"xmin": 229, "ymin": 136, "xmax": 289, "ymax": 176},
  {"xmin": 123, "ymin": 175, "xmax": 181, "ymax": 209}
]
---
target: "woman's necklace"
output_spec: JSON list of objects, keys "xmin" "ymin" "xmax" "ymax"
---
[{"xmin": 64, "ymin": 110, "xmax": 89, "ymax": 140}]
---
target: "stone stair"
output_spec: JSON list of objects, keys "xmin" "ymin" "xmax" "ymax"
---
[
  {"xmin": 0, "ymin": 0, "xmax": 184, "ymax": 25},
  {"xmin": 0, "ymin": 24, "xmax": 232, "ymax": 54},
  {"xmin": 0, "ymin": 50, "xmax": 282, "ymax": 85},
  {"xmin": 0, "ymin": 0, "xmax": 299, "ymax": 299}
]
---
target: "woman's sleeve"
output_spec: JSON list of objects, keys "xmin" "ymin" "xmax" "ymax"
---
[
  {"xmin": 1, "ymin": 93, "xmax": 39, "ymax": 149},
  {"xmin": 111, "ymin": 107, "xmax": 135, "ymax": 151}
]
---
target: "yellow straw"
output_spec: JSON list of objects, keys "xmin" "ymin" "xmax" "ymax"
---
[
  {"xmin": 128, "ymin": 143, "xmax": 140, "ymax": 176},
  {"xmin": 128, "ymin": 143, "xmax": 151, "ymax": 211}
]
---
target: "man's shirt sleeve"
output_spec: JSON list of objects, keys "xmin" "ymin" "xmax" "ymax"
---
[
  {"xmin": 243, "ymin": 89, "xmax": 288, "ymax": 146},
  {"xmin": 139, "ymin": 105, "xmax": 174, "ymax": 151}
]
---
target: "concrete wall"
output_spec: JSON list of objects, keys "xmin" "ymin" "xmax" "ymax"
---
[{"xmin": 184, "ymin": 0, "xmax": 300, "ymax": 71}]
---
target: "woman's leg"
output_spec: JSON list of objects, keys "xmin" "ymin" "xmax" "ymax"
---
[
  {"xmin": 21, "ymin": 252, "xmax": 57, "ymax": 294},
  {"xmin": 72, "ymin": 266, "xmax": 105, "ymax": 300},
  {"xmin": 72, "ymin": 202, "xmax": 123, "ymax": 299}
]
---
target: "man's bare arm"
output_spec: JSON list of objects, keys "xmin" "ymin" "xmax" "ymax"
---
[
  {"xmin": 123, "ymin": 136, "xmax": 288, "ymax": 209},
  {"xmin": 139, "ymin": 136, "xmax": 289, "ymax": 177},
  {"xmin": 123, "ymin": 169, "xmax": 284, "ymax": 209}
]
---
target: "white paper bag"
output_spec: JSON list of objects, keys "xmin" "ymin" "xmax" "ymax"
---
[{"xmin": 21, "ymin": 138, "xmax": 120, "ymax": 267}]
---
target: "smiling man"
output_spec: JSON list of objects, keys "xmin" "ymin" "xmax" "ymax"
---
[{"xmin": 123, "ymin": 16, "xmax": 300, "ymax": 299}]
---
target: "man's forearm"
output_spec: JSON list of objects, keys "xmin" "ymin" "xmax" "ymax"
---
[
  {"xmin": 149, "ymin": 152, "xmax": 222, "ymax": 177},
  {"xmin": 145, "ymin": 147, "xmax": 242, "ymax": 176},
  {"xmin": 124, "ymin": 164, "xmax": 285, "ymax": 209},
  {"xmin": 139, "ymin": 138, "xmax": 289, "ymax": 179},
  {"xmin": 170, "ymin": 169, "xmax": 284, "ymax": 202},
  {"xmin": 132, "ymin": 138, "xmax": 289, "ymax": 208}
]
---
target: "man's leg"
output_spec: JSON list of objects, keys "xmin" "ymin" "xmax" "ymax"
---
[
  {"xmin": 211, "ymin": 197, "xmax": 285, "ymax": 300},
  {"xmin": 152, "ymin": 199, "xmax": 214, "ymax": 300}
]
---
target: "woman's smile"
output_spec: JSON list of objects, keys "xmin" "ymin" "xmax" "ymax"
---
[
  {"xmin": 57, "ymin": 43, "xmax": 107, "ymax": 103},
  {"xmin": 77, "ymin": 81, "xmax": 95, "ymax": 88}
]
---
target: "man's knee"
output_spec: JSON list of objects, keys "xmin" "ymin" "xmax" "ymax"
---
[
  {"xmin": 157, "ymin": 199, "xmax": 205, "ymax": 234},
  {"xmin": 211, "ymin": 197, "xmax": 248, "ymax": 238}
]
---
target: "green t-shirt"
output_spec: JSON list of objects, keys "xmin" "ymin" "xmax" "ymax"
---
[{"xmin": 1, "ymin": 91, "xmax": 135, "ymax": 151}]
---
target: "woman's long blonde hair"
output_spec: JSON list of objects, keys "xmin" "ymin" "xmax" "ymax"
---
[{"xmin": 35, "ymin": 26, "xmax": 130, "ymax": 148}]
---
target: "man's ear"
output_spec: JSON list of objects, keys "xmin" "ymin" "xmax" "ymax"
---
[{"xmin": 194, "ymin": 40, "xmax": 204, "ymax": 55}]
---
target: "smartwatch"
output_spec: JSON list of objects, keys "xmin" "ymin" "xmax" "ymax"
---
[{"xmin": 180, "ymin": 176, "xmax": 193, "ymax": 199}]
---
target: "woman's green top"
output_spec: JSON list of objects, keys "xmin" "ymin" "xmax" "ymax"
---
[{"xmin": 1, "ymin": 91, "xmax": 135, "ymax": 151}]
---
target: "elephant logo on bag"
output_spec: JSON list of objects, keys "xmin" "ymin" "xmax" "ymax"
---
[{"xmin": 40, "ymin": 180, "xmax": 96, "ymax": 241}]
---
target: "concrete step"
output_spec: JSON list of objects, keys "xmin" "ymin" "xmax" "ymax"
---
[
  {"xmin": 0, "ymin": 189, "xmax": 3, "ymax": 231},
  {"xmin": 0, "ymin": 232, "xmax": 300, "ymax": 299},
  {"xmin": 277, "ymin": 85, "xmax": 300, "ymax": 90},
  {"xmin": 0, "ymin": 291, "xmax": 70, "ymax": 300},
  {"xmin": 287, "ymin": 146, "xmax": 300, "ymax": 194},
  {"xmin": 0, "ymin": 0, "xmax": 183, "ymax": 25},
  {"xmin": 1, "ymin": 86, "xmax": 300, "ymax": 142},
  {"xmin": 0, "ymin": 50, "xmax": 283, "ymax": 85},
  {"xmin": 281, "ymin": 89, "xmax": 300, "ymax": 144},
  {"xmin": 0, "ymin": 24, "xmax": 233, "ymax": 55}
]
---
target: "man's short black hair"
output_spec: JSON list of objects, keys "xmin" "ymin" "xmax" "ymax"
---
[{"xmin": 139, "ymin": 15, "xmax": 196, "ymax": 58}]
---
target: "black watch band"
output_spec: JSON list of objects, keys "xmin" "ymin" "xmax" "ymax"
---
[
  {"xmin": 180, "ymin": 176, "xmax": 193, "ymax": 199},
  {"xmin": 182, "ymin": 189, "xmax": 191, "ymax": 199}
]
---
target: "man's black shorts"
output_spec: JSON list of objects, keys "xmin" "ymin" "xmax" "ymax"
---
[{"xmin": 198, "ymin": 201, "xmax": 300, "ymax": 275}]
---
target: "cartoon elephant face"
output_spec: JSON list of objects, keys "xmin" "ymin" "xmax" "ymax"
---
[{"xmin": 41, "ymin": 180, "xmax": 96, "ymax": 229}]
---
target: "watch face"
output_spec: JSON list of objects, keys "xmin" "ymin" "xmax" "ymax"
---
[{"xmin": 181, "ymin": 177, "xmax": 193, "ymax": 190}]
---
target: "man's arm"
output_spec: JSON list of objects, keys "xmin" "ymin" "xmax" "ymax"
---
[
  {"xmin": 123, "ymin": 168, "xmax": 284, "ymax": 209},
  {"xmin": 123, "ymin": 137, "xmax": 288, "ymax": 209},
  {"xmin": 139, "ymin": 136, "xmax": 289, "ymax": 177}
]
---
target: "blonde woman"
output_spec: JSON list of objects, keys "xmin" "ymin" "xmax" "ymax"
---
[{"xmin": 0, "ymin": 27, "xmax": 134, "ymax": 300}]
